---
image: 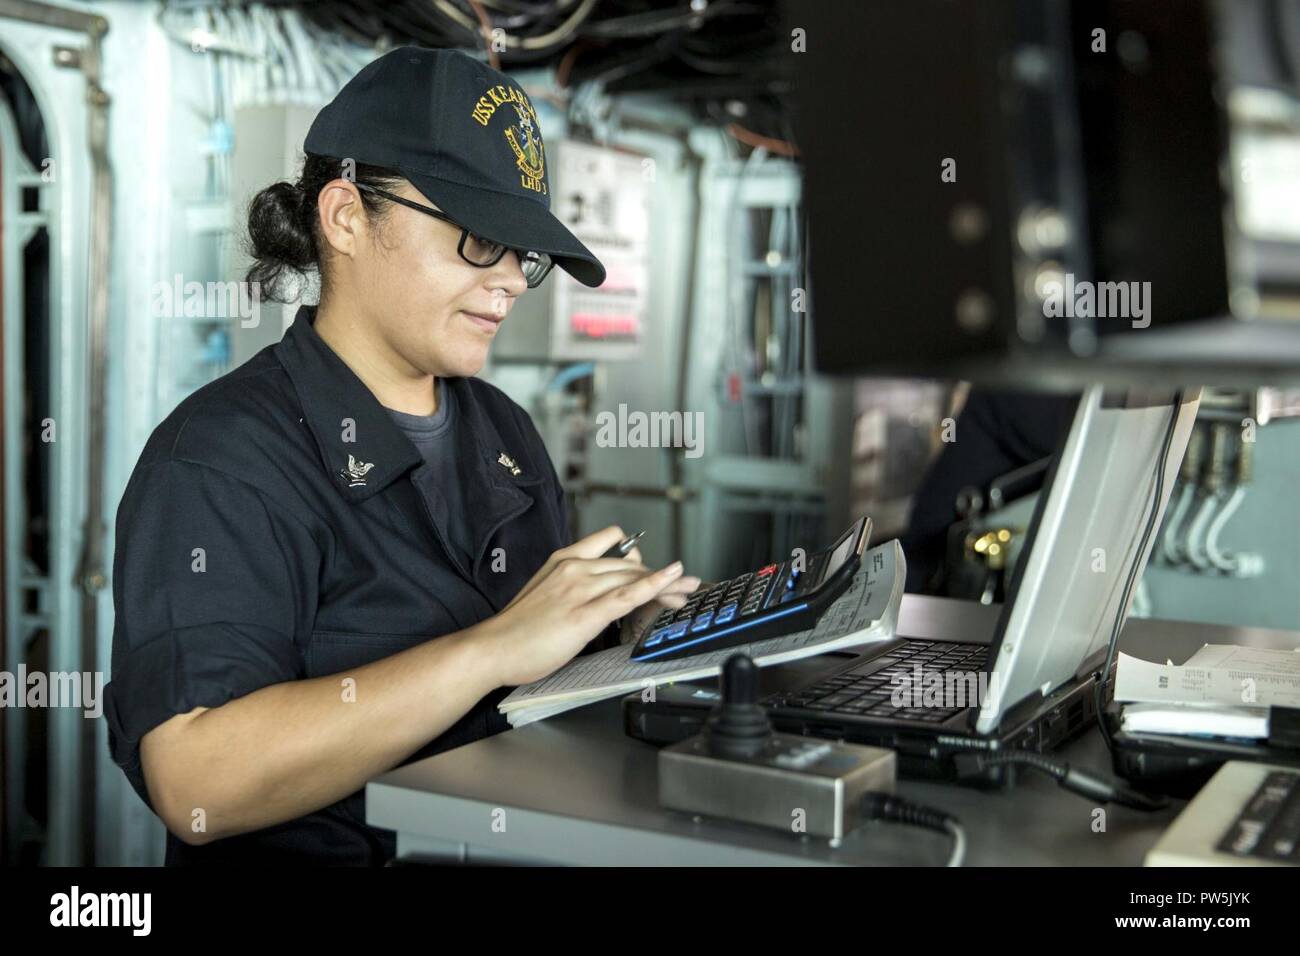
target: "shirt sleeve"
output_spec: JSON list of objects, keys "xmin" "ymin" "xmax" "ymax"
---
[{"xmin": 104, "ymin": 458, "xmax": 320, "ymax": 810}]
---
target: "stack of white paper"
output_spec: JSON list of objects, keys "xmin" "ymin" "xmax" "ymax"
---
[
  {"xmin": 498, "ymin": 539, "xmax": 906, "ymax": 727},
  {"xmin": 1120, "ymin": 702, "xmax": 1269, "ymax": 739},
  {"xmin": 1115, "ymin": 643, "xmax": 1300, "ymax": 739}
]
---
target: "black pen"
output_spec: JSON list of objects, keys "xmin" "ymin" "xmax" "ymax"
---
[{"xmin": 602, "ymin": 530, "xmax": 645, "ymax": 559}]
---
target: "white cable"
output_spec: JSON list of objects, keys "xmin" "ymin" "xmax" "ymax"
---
[
  {"xmin": 1159, "ymin": 482, "xmax": 1195, "ymax": 565},
  {"xmin": 157, "ymin": 3, "xmax": 380, "ymax": 110},
  {"xmin": 944, "ymin": 819, "xmax": 966, "ymax": 867},
  {"xmin": 259, "ymin": 5, "xmax": 294, "ymax": 101},
  {"xmin": 260, "ymin": 6, "xmax": 291, "ymax": 97},
  {"xmin": 517, "ymin": 0, "xmax": 600, "ymax": 50},
  {"xmin": 433, "ymin": 0, "xmax": 479, "ymax": 34},
  {"xmin": 1205, "ymin": 485, "xmax": 1254, "ymax": 575},
  {"xmin": 274, "ymin": 6, "xmax": 304, "ymax": 97},
  {"xmin": 443, "ymin": 0, "xmax": 599, "ymax": 52},
  {"xmin": 1183, "ymin": 493, "xmax": 1220, "ymax": 572},
  {"xmin": 282, "ymin": 6, "xmax": 321, "ymax": 103},
  {"xmin": 237, "ymin": 8, "xmax": 260, "ymax": 105}
]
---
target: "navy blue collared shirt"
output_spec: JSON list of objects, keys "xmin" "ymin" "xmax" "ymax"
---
[{"xmin": 105, "ymin": 304, "xmax": 597, "ymax": 865}]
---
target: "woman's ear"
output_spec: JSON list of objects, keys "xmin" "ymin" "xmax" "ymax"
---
[{"xmin": 316, "ymin": 178, "xmax": 367, "ymax": 260}]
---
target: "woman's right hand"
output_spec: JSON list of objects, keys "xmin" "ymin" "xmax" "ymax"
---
[{"xmin": 481, "ymin": 526, "xmax": 686, "ymax": 687}]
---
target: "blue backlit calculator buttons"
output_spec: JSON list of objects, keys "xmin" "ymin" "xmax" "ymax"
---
[
  {"xmin": 645, "ymin": 619, "xmax": 690, "ymax": 647},
  {"xmin": 628, "ymin": 516, "xmax": 869, "ymax": 663}
]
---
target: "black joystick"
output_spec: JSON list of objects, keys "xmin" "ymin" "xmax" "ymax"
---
[{"xmin": 703, "ymin": 654, "xmax": 773, "ymax": 759}]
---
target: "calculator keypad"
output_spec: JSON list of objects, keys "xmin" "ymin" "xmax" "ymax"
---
[
  {"xmin": 631, "ymin": 516, "xmax": 867, "ymax": 662},
  {"xmin": 640, "ymin": 565, "xmax": 786, "ymax": 649}
]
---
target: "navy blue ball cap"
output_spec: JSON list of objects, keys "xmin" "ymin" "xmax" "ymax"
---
[{"xmin": 304, "ymin": 46, "xmax": 605, "ymax": 288}]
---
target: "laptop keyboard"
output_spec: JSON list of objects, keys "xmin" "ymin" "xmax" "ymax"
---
[{"xmin": 769, "ymin": 640, "xmax": 989, "ymax": 723}]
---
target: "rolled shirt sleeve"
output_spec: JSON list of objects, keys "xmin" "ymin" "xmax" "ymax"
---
[{"xmin": 105, "ymin": 458, "xmax": 321, "ymax": 810}]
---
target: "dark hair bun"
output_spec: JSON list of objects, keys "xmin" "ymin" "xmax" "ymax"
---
[
  {"xmin": 243, "ymin": 154, "xmax": 404, "ymax": 304},
  {"xmin": 244, "ymin": 180, "xmax": 316, "ymax": 303}
]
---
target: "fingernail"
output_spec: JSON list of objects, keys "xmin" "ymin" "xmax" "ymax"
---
[{"xmin": 666, "ymin": 561, "xmax": 683, "ymax": 574}]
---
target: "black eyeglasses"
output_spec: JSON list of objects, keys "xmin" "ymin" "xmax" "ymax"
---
[{"xmin": 353, "ymin": 183, "xmax": 555, "ymax": 289}]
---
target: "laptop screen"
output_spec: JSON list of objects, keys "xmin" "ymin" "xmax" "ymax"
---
[{"xmin": 973, "ymin": 387, "xmax": 1201, "ymax": 734}]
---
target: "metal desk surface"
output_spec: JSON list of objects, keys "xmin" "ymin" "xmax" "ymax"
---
[{"xmin": 366, "ymin": 595, "xmax": 1300, "ymax": 865}]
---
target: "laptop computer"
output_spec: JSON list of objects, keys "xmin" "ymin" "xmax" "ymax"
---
[{"xmin": 626, "ymin": 386, "xmax": 1203, "ymax": 782}]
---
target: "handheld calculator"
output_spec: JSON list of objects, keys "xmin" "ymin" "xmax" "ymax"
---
[{"xmin": 629, "ymin": 517, "xmax": 871, "ymax": 663}]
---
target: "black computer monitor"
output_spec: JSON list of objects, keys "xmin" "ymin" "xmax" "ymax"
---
[{"xmin": 791, "ymin": 0, "xmax": 1300, "ymax": 386}]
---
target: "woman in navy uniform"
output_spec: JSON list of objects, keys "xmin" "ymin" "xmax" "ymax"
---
[{"xmin": 105, "ymin": 48, "xmax": 700, "ymax": 865}]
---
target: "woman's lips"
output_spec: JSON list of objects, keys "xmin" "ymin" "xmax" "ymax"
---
[{"xmin": 462, "ymin": 310, "xmax": 503, "ymax": 333}]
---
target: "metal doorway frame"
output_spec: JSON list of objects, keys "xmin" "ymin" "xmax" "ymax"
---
[{"xmin": 1, "ymin": 0, "xmax": 108, "ymax": 866}]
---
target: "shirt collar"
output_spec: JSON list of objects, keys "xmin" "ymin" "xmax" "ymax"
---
[
  {"xmin": 276, "ymin": 305, "xmax": 423, "ymax": 501},
  {"xmin": 276, "ymin": 305, "xmax": 544, "ymax": 504}
]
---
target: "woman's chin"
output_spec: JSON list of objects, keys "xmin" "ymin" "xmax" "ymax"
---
[{"xmin": 442, "ymin": 344, "xmax": 490, "ymax": 378}]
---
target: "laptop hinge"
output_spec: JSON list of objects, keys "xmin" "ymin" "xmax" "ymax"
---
[{"xmin": 970, "ymin": 688, "xmax": 1044, "ymax": 736}]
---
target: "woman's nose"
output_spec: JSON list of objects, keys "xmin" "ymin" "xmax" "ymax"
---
[{"xmin": 491, "ymin": 250, "xmax": 529, "ymax": 296}]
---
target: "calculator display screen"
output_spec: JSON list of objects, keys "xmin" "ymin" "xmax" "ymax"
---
[{"xmin": 824, "ymin": 531, "xmax": 857, "ymax": 578}]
